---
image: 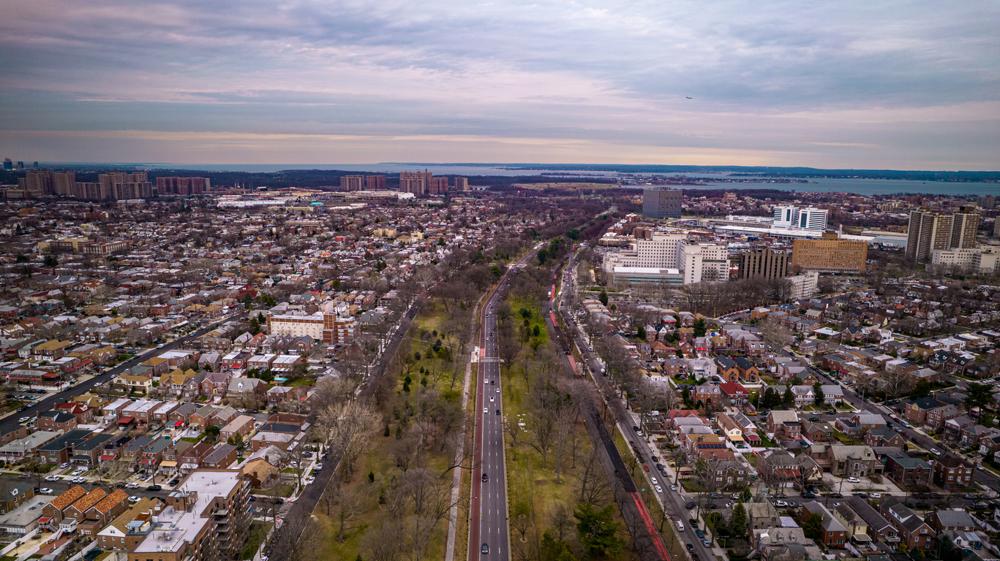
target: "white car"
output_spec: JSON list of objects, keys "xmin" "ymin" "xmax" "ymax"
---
[
  {"xmin": 775, "ymin": 500, "xmax": 789, "ymax": 507},
  {"xmin": 869, "ymin": 492, "xmax": 882, "ymax": 499},
  {"xmin": 490, "ymin": 397, "xmax": 494, "ymax": 402},
  {"xmin": 483, "ymin": 408, "xmax": 488, "ymax": 414},
  {"xmin": 651, "ymin": 477, "xmax": 659, "ymax": 485},
  {"xmin": 676, "ymin": 520, "xmax": 685, "ymax": 531},
  {"xmin": 72, "ymin": 477, "xmax": 86, "ymax": 484},
  {"xmin": 847, "ymin": 476, "xmax": 860, "ymax": 483},
  {"xmin": 128, "ymin": 496, "xmax": 140, "ymax": 503},
  {"xmin": 44, "ymin": 475, "xmax": 60, "ymax": 482},
  {"xmin": 655, "ymin": 485, "xmax": 663, "ymax": 493},
  {"xmin": 39, "ymin": 488, "xmax": 53, "ymax": 494},
  {"xmin": 125, "ymin": 482, "xmax": 139, "ymax": 489}
]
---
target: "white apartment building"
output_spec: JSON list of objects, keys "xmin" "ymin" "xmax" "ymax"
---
[
  {"xmin": 682, "ymin": 243, "xmax": 729, "ymax": 284},
  {"xmin": 788, "ymin": 271, "xmax": 819, "ymax": 300},
  {"xmin": 267, "ymin": 312, "xmax": 324, "ymax": 340},
  {"xmin": 635, "ymin": 231, "xmax": 687, "ymax": 268},
  {"xmin": 773, "ymin": 205, "xmax": 798, "ymax": 228}
]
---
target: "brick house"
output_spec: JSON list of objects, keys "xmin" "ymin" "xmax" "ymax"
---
[{"xmin": 933, "ymin": 454, "xmax": 974, "ymax": 489}]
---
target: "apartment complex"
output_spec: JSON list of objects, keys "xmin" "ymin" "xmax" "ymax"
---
[
  {"xmin": 156, "ymin": 177, "xmax": 211, "ymax": 196},
  {"xmin": 738, "ymin": 248, "xmax": 789, "ymax": 280},
  {"xmin": 642, "ymin": 188, "xmax": 683, "ymax": 218},
  {"xmin": 791, "ymin": 232, "xmax": 868, "ymax": 273},
  {"xmin": 339, "ymin": 175, "xmax": 364, "ymax": 191},
  {"xmin": 267, "ymin": 306, "xmax": 356, "ymax": 344},
  {"xmin": 906, "ymin": 209, "xmax": 981, "ymax": 261},
  {"xmin": 128, "ymin": 470, "xmax": 251, "ymax": 561}
]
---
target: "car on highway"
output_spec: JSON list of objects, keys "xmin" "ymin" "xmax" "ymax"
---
[
  {"xmin": 489, "ymin": 396, "xmax": 494, "ymax": 402},
  {"xmin": 675, "ymin": 520, "xmax": 684, "ymax": 531},
  {"xmin": 482, "ymin": 473, "xmax": 488, "ymax": 483},
  {"xmin": 481, "ymin": 543, "xmax": 489, "ymax": 555},
  {"xmin": 655, "ymin": 485, "xmax": 663, "ymax": 493},
  {"xmin": 685, "ymin": 543, "xmax": 694, "ymax": 551}
]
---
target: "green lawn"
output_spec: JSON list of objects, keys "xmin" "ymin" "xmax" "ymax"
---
[
  {"xmin": 240, "ymin": 520, "xmax": 273, "ymax": 560},
  {"xmin": 503, "ymin": 295, "xmax": 636, "ymax": 560}
]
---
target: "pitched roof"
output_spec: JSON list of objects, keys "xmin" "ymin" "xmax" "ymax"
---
[
  {"xmin": 69, "ymin": 487, "xmax": 107, "ymax": 513},
  {"xmin": 93, "ymin": 489, "xmax": 129, "ymax": 514},
  {"xmin": 49, "ymin": 485, "xmax": 87, "ymax": 511}
]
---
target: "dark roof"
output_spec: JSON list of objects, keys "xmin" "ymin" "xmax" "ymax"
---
[
  {"xmin": 38, "ymin": 429, "xmax": 91, "ymax": 452},
  {"xmin": 73, "ymin": 432, "xmax": 116, "ymax": 452},
  {"xmin": 257, "ymin": 422, "xmax": 300, "ymax": 434}
]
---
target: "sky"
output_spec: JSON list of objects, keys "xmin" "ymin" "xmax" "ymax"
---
[{"xmin": 0, "ymin": 1, "xmax": 999, "ymax": 170}]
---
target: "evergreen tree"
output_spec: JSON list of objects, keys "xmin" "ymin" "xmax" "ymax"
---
[{"xmin": 813, "ymin": 381, "xmax": 825, "ymax": 407}]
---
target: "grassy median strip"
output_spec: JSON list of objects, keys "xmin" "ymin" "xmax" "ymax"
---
[{"xmin": 502, "ymin": 294, "xmax": 637, "ymax": 560}]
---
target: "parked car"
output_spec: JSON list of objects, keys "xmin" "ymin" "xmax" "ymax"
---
[{"xmin": 146, "ymin": 485, "xmax": 162, "ymax": 491}]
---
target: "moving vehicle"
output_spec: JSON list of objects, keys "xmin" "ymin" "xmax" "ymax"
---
[
  {"xmin": 676, "ymin": 520, "xmax": 685, "ymax": 531},
  {"xmin": 482, "ymin": 473, "xmax": 489, "ymax": 483},
  {"xmin": 481, "ymin": 543, "xmax": 489, "ymax": 555}
]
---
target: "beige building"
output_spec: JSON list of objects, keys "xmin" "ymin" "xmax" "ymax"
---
[
  {"xmin": 791, "ymin": 232, "xmax": 868, "ymax": 273},
  {"xmin": 906, "ymin": 208, "xmax": 981, "ymax": 261}
]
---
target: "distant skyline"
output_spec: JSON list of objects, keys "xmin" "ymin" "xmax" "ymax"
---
[{"xmin": 1, "ymin": 1, "xmax": 999, "ymax": 170}]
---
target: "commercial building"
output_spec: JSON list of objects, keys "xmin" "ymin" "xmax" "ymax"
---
[
  {"xmin": 906, "ymin": 209, "xmax": 981, "ymax": 261},
  {"xmin": 642, "ymin": 188, "xmax": 682, "ymax": 218},
  {"xmin": 682, "ymin": 243, "xmax": 729, "ymax": 284},
  {"xmin": 791, "ymin": 232, "xmax": 868, "ymax": 273},
  {"xmin": 339, "ymin": 175, "xmax": 364, "ymax": 191},
  {"xmin": 738, "ymin": 248, "xmax": 789, "ymax": 280}
]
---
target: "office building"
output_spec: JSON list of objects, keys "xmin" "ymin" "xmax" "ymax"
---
[
  {"xmin": 906, "ymin": 209, "xmax": 981, "ymax": 261},
  {"xmin": 128, "ymin": 470, "xmax": 250, "ymax": 561},
  {"xmin": 156, "ymin": 176, "xmax": 211, "ymax": 196},
  {"xmin": 791, "ymin": 232, "xmax": 868, "ymax": 273},
  {"xmin": 2, "ymin": 158, "xmax": 11, "ymax": 171},
  {"xmin": 738, "ymin": 248, "xmax": 788, "ymax": 280},
  {"xmin": 796, "ymin": 207, "xmax": 828, "ymax": 231},
  {"xmin": 339, "ymin": 175, "xmax": 364, "ymax": 191},
  {"xmin": 771, "ymin": 205, "xmax": 828, "ymax": 231},
  {"xmin": 772, "ymin": 205, "xmax": 798, "ymax": 228},
  {"xmin": 642, "ymin": 188, "xmax": 683, "ymax": 218},
  {"xmin": 453, "ymin": 176, "xmax": 469, "ymax": 191},
  {"xmin": 682, "ymin": 243, "xmax": 730, "ymax": 284},
  {"xmin": 365, "ymin": 175, "xmax": 386, "ymax": 190}
]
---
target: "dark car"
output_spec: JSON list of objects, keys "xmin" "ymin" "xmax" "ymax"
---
[
  {"xmin": 481, "ymin": 543, "xmax": 489, "ymax": 555},
  {"xmin": 695, "ymin": 529, "xmax": 705, "ymax": 539},
  {"xmin": 685, "ymin": 543, "xmax": 694, "ymax": 551},
  {"xmin": 146, "ymin": 484, "xmax": 162, "ymax": 492},
  {"xmin": 685, "ymin": 501, "xmax": 696, "ymax": 510},
  {"xmin": 482, "ymin": 473, "xmax": 488, "ymax": 483},
  {"xmin": 495, "ymin": 409, "xmax": 500, "ymax": 415}
]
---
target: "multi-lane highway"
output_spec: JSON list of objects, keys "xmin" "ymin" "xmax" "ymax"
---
[{"xmin": 469, "ymin": 250, "xmax": 542, "ymax": 561}]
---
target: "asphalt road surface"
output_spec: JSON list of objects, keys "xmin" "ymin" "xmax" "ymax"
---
[
  {"xmin": 0, "ymin": 314, "xmax": 238, "ymax": 435},
  {"xmin": 468, "ymin": 254, "xmax": 538, "ymax": 561}
]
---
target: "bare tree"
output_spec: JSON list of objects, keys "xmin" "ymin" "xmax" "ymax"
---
[{"xmin": 317, "ymin": 400, "xmax": 380, "ymax": 479}]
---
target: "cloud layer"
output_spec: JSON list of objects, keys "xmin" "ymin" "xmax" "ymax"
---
[{"xmin": 1, "ymin": 1, "xmax": 998, "ymax": 169}]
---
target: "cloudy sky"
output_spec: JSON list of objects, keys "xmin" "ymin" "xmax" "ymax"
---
[{"xmin": 1, "ymin": 1, "xmax": 998, "ymax": 169}]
